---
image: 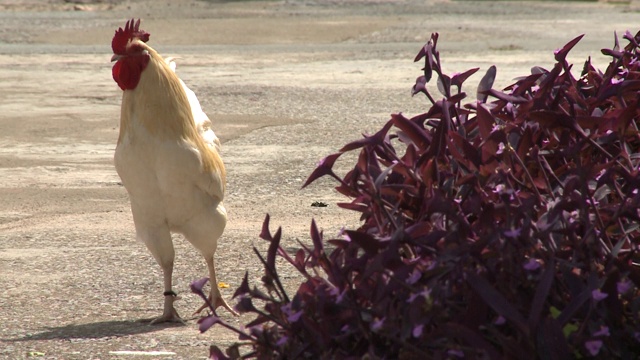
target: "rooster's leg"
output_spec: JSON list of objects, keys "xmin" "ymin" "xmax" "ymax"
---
[
  {"xmin": 194, "ymin": 254, "xmax": 238, "ymax": 316},
  {"xmin": 141, "ymin": 227, "xmax": 184, "ymax": 324},
  {"xmin": 149, "ymin": 266, "xmax": 184, "ymax": 324}
]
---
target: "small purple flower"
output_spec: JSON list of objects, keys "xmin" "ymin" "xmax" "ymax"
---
[
  {"xmin": 276, "ymin": 336, "xmax": 289, "ymax": 347},
  {"xmin": 407, "ymin": 288, "xmax": 431, "ymax": 303},
  {"xmin": 412, "ymin": 324, "xmax": 424, "ymax": 338},
  {"xmin": 523, "ymin": 258, "xmax": 541, "ymax": 271},
  {"xmin": 287, "ymin": 310, "xmax": 303, "ymax": 322},
  {"xmin": 592, "ymin": 326, "xmax": 610, "ymax": 337},
  {"xmin": 585, "ymin": 339, "xmax": 603, "ymax": 356},
  {"xmin": 611, "ymin": 77, "xmax": 624, "ymax": 85},
  {"xmin": 494, "ymin": 315, "xmax": 506, "ymax": 325},
  {"xmin": 407, "ymin": 269, "xmax": 421, "ymax": 285},
  {"xmin": 592, "ymin": 289, "xmax": 608, "ymax": 302},
  {"xmin": 371, "ymin": 317, "xmax": 385, "ymax": 332},
  {"xmin": 504, "ymin": 228, "xmax": 521, "ymax": 238},
  {"xmin": 447, "ymin": 349, "xmax": 464, "ymax": 358},
  {"xmin": 617, "ymin": 279, "xmax": 632, "ymax": 294}
]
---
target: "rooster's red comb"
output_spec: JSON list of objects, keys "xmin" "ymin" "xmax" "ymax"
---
[{"xmin": 111, "ymin": 18, "xmax": 150, "ymax": 55}]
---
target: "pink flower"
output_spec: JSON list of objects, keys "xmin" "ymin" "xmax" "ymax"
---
[
  {"xmin": 591, "ymin": 289, "xmax": 608, "ymax": 302},
  {"xmin": 287, "ymin": 310, "xmax": 303, "ymax": 322},
  {"xmin": 412, "ymin": 324, "xmax": 424, "ymax": 338},
  {"xmin": 617, "ymin": 279, "xmax": 632, "ymax": 294},
  {"xmin": 276, "ymin": 336, "xmax": 289, "ymax": 346},
  {"xmin": 523, "ymin": 258, "xmax": 541, "ymax": 271},
  {"xmin": 371, "ymin": 317, "xmax": 385, "ymax": 332},
  {"xmin": 585, "ymin": 340, "xmax": 603, "ymax": 356},
  {"xmin": 407, "ymin": 269, "xmax": 421, "ymax": 285},
  {"xmin": 592, "ymin": 326, "xmax": 610, "ymax": 337}
]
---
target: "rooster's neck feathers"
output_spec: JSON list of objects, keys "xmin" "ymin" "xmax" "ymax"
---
[{"xmin": 118, "ymin": 41, "xmax": 225, "ymax": 184}]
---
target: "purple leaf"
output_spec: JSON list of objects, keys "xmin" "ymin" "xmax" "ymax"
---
[
  {"xmin": 528, "ymin": 260, "xmax": 555, "ymax": 331},
  {"xmin": 340, "ymin": 121, "xmax": 393, "ymax": 152},
  {"xmin": 412, "ymin": 75, "xmax": 428, "ymax": 96},
  {"xmin": 190, "ymin": 277, "xmax": 210, "ymax": 294},
  {"xmin": 302, "ymin": 153, "xmax": 343, "ymax": 188},
  {"xmin": 344, "ymin": 230, "xmax": 380, "ymax": 255},
  {"xmin": 554, "ymin": 34, "xmax": 584, "ymax": 63},
  {"xmin": 390, "ymin": 113, "xmax": 430, "ymax": 150},
  {"xmin": 259, "ymin": 214, "xmax": 272, "ymax": 241},
  {"xmin": 477, "ymin": 65, "xmax": 497, "ymax": 103},
  {"xmin": 623, "ymin": 30, "xmax": 639, "ymax": 48},
  {"xmin": 425, "ymin": 110, "xmax": 449, "ymax": 158},
  {"xmin": 466, "ymin": 273, "xmax": 528, "ymax": 334},
  {"xmin": 475, "ymin": 103, "xmax": 494, "ymax": 141},
  {"xmin": 451, "ymin": 67, "xmax": 480, "ymax": 87},
  {"xmin": 198, "ymin": 314, "xmax": 221, "ymax": 333},
  {"xmin": 310, "ymin": 219, "xmax": 323, "ymax": 254},
  {"xmin": 267, "ymin": 226, "xmax": 282, "ymax": 270},
  {"xmin": 232, "ymin": 272, "xmax": 251, "ymax": 299},
  {"xmin": 234, "ymin": 296, "xmax": 258, "ymax": 313},
  {"xmin": 484, "ymin": 89, "xmax": 527, "ymax": 103},
  {"xmin": 209, "ymin": 345, "xmax": 231, "ymax": 360}
]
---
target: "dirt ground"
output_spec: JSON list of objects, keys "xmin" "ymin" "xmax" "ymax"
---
[{"xmin": 0, "ymin": 0, "xmax": 638, "ymax": 358}]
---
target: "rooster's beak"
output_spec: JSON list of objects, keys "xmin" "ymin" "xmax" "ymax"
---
[{"xmin": 111, "ymin": 54, "xmax": 122, "ymax": 62}]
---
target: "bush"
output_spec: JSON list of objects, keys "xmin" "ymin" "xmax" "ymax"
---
[{"xmin": 192, "ymin": 31, "xmax": 640, "ymax": 359}]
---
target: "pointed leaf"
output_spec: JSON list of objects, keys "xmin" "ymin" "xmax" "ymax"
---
[
  {"xmin": 344, "ymin": 230, "xmax": 381, "ymax": 255},
  {"xmin": 477, "ymin": 65, "xmax": 497, "ymax": 103},
  {"xmin": 476, "ymin": 103, "xmax": 494, "ymax": 141},
  {"xmin": 437, "ymin": 74, "xmax": 451, "ymax": 97},
  {"xmin": 484, "ymin": 89, "xmax": 527, "ymax": 103},
  {"xmin": 233, "ymin": 272, "xmax": 251, "ymax": 299},
  {"xmin": 259, "ymin": 214, "xmax": 272, "ymax": 241},
  {"xmin": 425, "ymin": 103, "xmax": 450, "ymax": 158},
  {"xmin": 209, "ymin": 345, "xmax": 231, "ymax": 360},
  {"xmin": 198, "ymin": 314, "xmax": 221, "ymax": 333},
  {"xmin": 451, "ymin": 67, "xmax": 480, "ymax": 87},
  {"xmin": 390, "ymin": 113, "xmax": 430, "ymax": 150},
  {"xmin": 302, "ymin": 153, "xmax": 343, "ymax": 188},
  {"xmin": 310, "ymin": 219, "xmax": 323, "ymax": 254},
  {"xmin": 340, "ymin": 121, "xmax": 393, "ymax": 152},
  {"xmin": 412, "ymin": 75, "xmax": 428, "ymax": 96},
  {"xmin": 536, "ymin": 317, "xmax": 571, "ymax": 360},
  {"xmin": 190, "ymin": 277, "xmax": 210, "ymax": 294},
  {"xmin": 467, "ymin": 273, "xmax": 528, "ymax": 334},
  {"xmin": 529, "ymin": 259, "xmax": 555, "ymax": 331},
  {"xmin": 554, "ymin": 34, "xmax": 584, "ymax": 63},
  {"xmin": 267, "ymin": 226, "xmax": 282, "ymax": 271}
]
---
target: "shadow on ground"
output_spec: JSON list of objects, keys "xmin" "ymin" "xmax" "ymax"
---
[{"xmin": 3, "ymin": 319, "xmax": 183, "ymax": 342}]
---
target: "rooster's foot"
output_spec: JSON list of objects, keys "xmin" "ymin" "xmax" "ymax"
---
[
  {"xmin": 150, "ymin": 307, "xmax": 185, "ymax": 325},
  {"xmin": 194, "ymin": 294, "xmax": 239, "ymax": 316}
]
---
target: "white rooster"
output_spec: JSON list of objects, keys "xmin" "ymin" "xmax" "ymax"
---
[{"xmin": 111, "ymin": 19, "xmax": 236, "ymax": 323}]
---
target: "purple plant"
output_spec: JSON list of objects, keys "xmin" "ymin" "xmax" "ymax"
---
[{"xmin": 194, "ymin": 31, "xmax": 640, "ymax": 358}]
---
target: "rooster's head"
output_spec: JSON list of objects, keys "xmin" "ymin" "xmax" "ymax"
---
[{"xmin": 111, "ymin": 19, "xmax": 151, "ymax": 91}]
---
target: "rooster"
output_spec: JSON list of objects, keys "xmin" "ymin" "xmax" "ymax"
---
[{"xmin": 111, "ymin": 19, "xmax": 236, "ymax": 323}]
